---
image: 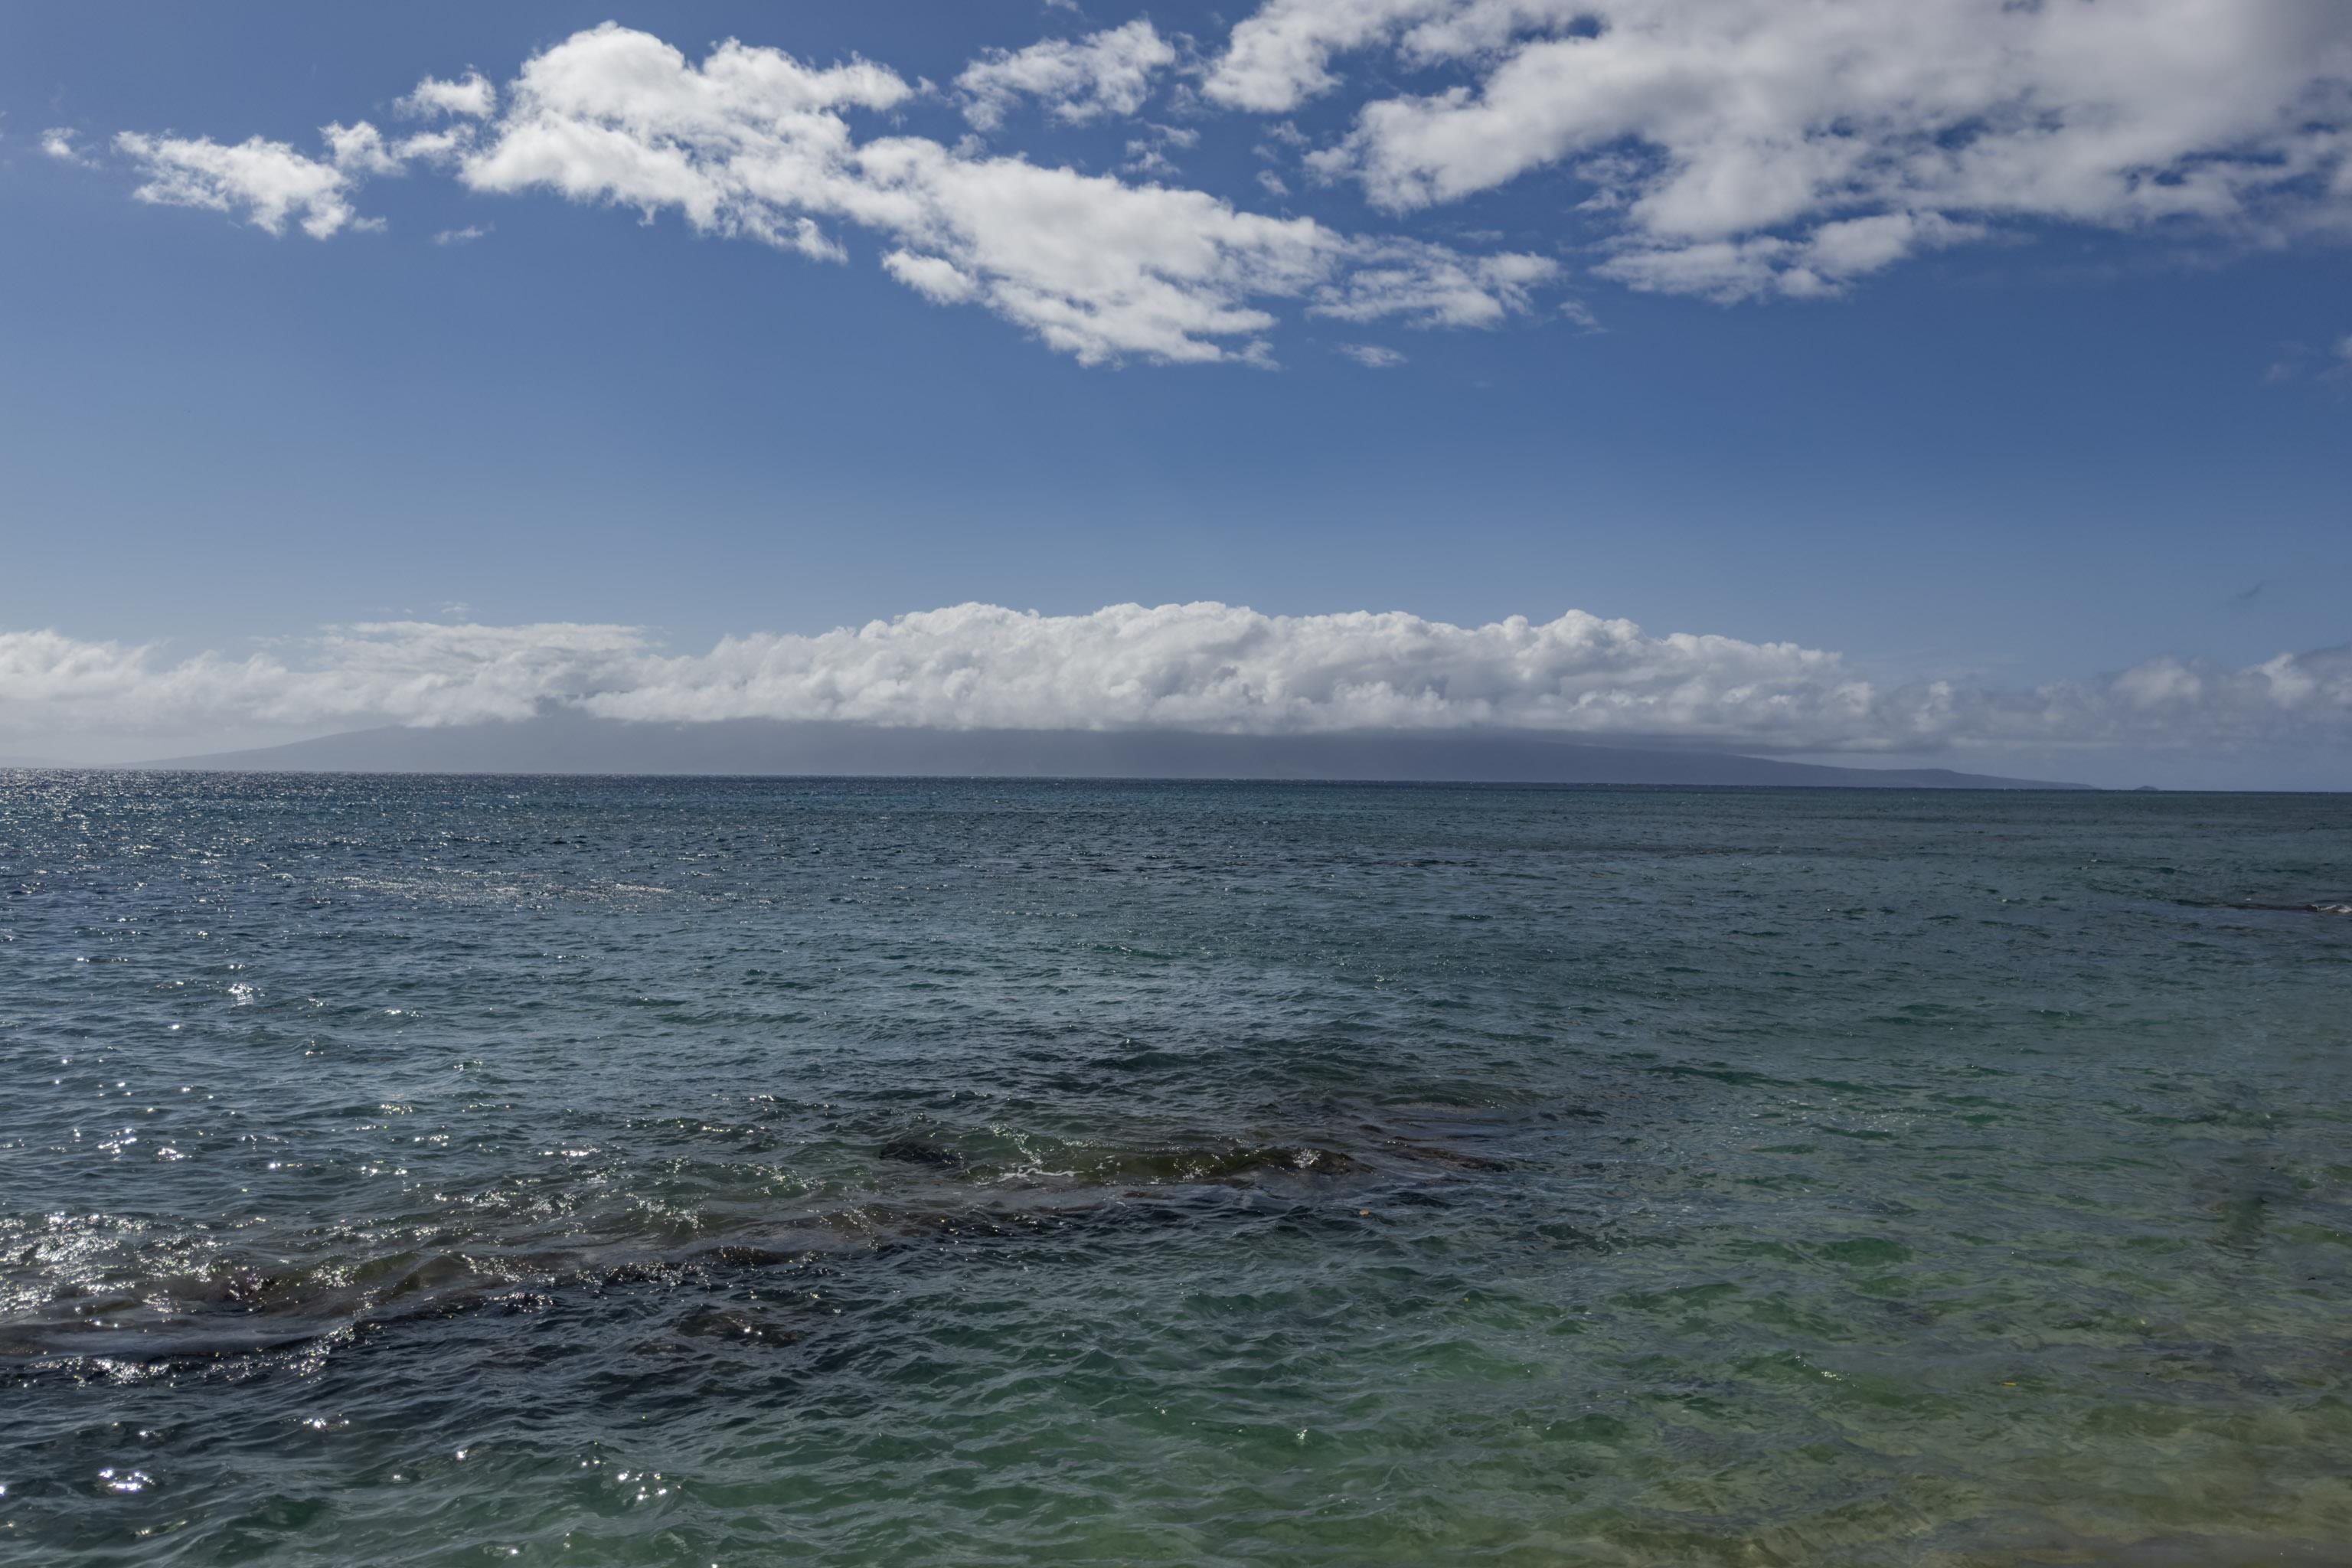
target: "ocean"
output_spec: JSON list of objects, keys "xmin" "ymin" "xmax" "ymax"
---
[{"xmin": 3, "ymin": 773, "xmax": 2347, "ymax": 1566}]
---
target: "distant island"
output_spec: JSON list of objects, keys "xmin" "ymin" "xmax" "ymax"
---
[{"xmin": 131, "ymin": 716, "xmax": 2093, "ymax": 789}]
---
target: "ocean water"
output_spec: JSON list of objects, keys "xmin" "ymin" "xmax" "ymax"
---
[{"xmin": 2, "ymin": 773, "xmax": 2347, "ymax": 1567}]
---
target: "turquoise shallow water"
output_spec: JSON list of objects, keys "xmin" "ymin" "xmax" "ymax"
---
[{"xmin": 2, "ymin": 773, "xmax": 2347, "ymax": 1566}]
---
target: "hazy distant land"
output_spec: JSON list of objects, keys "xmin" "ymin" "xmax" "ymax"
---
[{"xmin": 130, "ymin": 716, "xmax": 2092, "ymax": 788}]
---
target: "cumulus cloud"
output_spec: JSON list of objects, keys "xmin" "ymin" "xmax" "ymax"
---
[
  {"xmin": 447, "ymin": 23, "xmax": 1553, "ymax": 363},
  {"xmin": 80, "ymin": 8, "xmax": 2352, "ymax": 335},
  {"xmin": 452, "ymin": 25, "xmax": 910, "ymax": 263},
  {"xmin": 113, "ymin": 121, "xmax": 401, "ymax": 238},
  {"xmin": 1218, "ymin": 0, "xmax": 2352, "ymax": 298},
  {"xmin": 1206, "ymin": 0, "xmax": 1457, "ymax": 113},
  {"xmin": 957, "ymin": 20, "xmax": 1178, "ymax": 130},
  {"xmin": 87, "ymin": 23, "xmax": 1551, "ymax": 364},
  {"xmin": 398, "ymin": 70, "xmax": 496, "ymax": 120},
  {"xmin": 6, "ymin": 606, "xmax": 2347, "ymax": 757}
]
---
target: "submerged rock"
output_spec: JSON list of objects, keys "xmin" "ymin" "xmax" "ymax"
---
[
  {"xmin": 673, "ymin": 1305, "xmax": 809, "ymax": 1348},
  {"xmin": 1082, "ymin": 1144, "xmax": 1364, "ymax": 1184},
  {"xmin": 877, "ymin": 1137, "xmax": 965, "ymax": 1169}
]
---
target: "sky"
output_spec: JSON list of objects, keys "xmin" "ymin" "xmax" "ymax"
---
[{"xmin": 2, "ymin": 0, "xmax": 2348, "ymax": 786}]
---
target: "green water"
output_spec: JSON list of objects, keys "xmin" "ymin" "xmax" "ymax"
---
[{"xmin": 2, "ymin": 775, "xmax": 2347, "ymax": 1565}]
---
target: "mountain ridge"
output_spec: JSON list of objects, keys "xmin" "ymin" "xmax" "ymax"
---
[{"xmin": 127, "ymin": 717, "xmax": 2094, "ymax": 789}]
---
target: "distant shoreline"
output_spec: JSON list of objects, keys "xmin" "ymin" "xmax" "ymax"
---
[
  {"xmin": 23, "ymin": 766, "xmax": 2125, "ymax": 792},
  {"xmin": 91, "ymin": 717, "xmax": 2100, "ymax": 791}
]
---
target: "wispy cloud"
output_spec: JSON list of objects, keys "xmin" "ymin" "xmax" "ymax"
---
[
  {"xmin": 1122, "ymin": 122, "xmax": 1200, "ymax": 178},
  {"xmin": 40, "ymin": 127, "xmax": 96, "ymax": 167},
  {"xmin": 956, "ymin": 19, "xmax": 1177, "ymax": 131},
  {"xmin": 1338, "ymin": 343, "xmax": 1406, "ymax": 367},
  {"xmin": 5, "ymin": 604, "xmax": 2347, "ymax": 756}
]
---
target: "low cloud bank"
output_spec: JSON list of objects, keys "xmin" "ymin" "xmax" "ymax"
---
[{"xmin": 5, "ymin": 603, "xmax": 2346, "ymax": 758}]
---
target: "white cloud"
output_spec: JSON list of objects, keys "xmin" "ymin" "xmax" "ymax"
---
[
  {"xmin": 1594, "ymin": 225, "xmax": 1993, "ymax": 304},
  {"xmin": 1204, "ymin": 0, "xmax": 1591, "ymax": 110},
  {"xmin": 85, "ymin": 24, "xmax": 1551, "ymax": 363},
  {"xmin": 398, "ymin": 70, "xmax": 496, "ymax": 120},
  {"xmin": 1338, "ymin": 343, "xmax": 1406, "ymax": 366},
  {"xmin": 433, "ymin": 224, "xmax": 490, "ymax": 245},
  {"xmin": 321, "ymin": 122, "xmax": 402, "ymax": 176},
  {"xmin": 1313, "ymin": 241, "xmax": 1555, "ymax": 326},
  {"xmin": 1220, "ymin": 0, "xmax": 2352, "ymax": 297},
  {"xmin": 1122, "ymin": 122, "xmax": 1200, "ymax": 178},
  {"xmin": 882, "ymin": 247, "xmax": 981, "ymax": 303},
  {"xmin": 40, "ymin": 127, "xmax": 95, "ymax": 166},
  {"xmin": 113, "ymin": 120, "xmax": 401, "ymax": 238},
  {"xmin": 1557, "ymin": 295, "xmax": 1602, "ymax": 332},
  {"xmin": 77, "ymin": 23, "xmax": 1553, "ymax": 361},
  {"xmin": 450, "ymin": 23, "xmax": 1553, "ymax": 363},
  {"xmin": 95, "ymin": 8, "xmax": 2346, "ymax": 341},
  {"xmin": 957, "ymin": 20, "xmax": 1178, "ymax": 131},
  {"xmin": 456, "ymin": 24, "xmax": 911, "ymax": 263},
  {"xmin": 1206, "ymin": 0, "xmax": 1457, "ymax": 113},
  {"xmin": 389, "ymin": 126, "xmax": 476, "ymax": 165},
  {"xmin": 6, "ymin": 606, "xmax": 2347, "ymax": 756},
  {"xmin": 0, "ymin": 622, "xmax": 655, "ymax": 734}
]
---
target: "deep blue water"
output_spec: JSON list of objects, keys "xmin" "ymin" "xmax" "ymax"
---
[{"xmin": 2, "ymin": 773, "xmax": 2347, "ymax": 1566}]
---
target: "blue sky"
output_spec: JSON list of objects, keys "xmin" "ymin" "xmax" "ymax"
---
[{"xmin": 3, "ymin": 2, "xmax": 2348, "ymax": 784}]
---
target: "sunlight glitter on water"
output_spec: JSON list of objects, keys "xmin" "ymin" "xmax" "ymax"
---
[{"xmin": 1, "ymin": 773, "xmax": 2347, "ymax": 1565}]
